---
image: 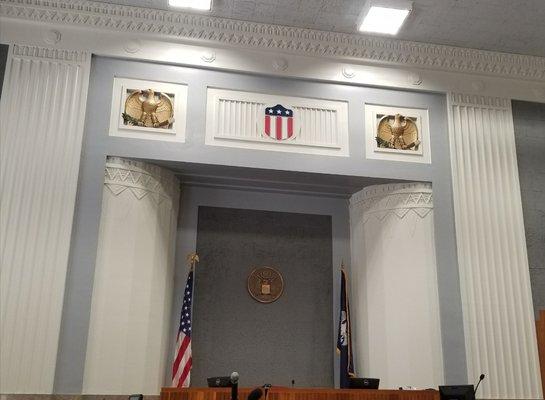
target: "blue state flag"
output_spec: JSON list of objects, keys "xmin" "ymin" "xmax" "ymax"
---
[{"xmin": 336, "ymin": 269, "xmax": 355, "ymax": 388}]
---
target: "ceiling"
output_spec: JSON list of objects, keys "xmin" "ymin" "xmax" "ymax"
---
[
  {"xmin": 148, "ymin": 160, "xmax": 399, "ymax": 196},
  {"xmin": 94, "ymin": 0, "xmax": 545, "ymax": 57}
]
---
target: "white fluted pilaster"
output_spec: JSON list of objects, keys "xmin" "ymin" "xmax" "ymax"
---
[
  {"xmin": 447, "ymin": 93, "xmax": 542, "ymax": 399},
  {"xmin": 82, "ymin": 157, "xmax": 180, "ymax": 395},
  {"xmin": 349, "ymin": 182, "xmax": 444, "ymax": 389},
  {"xmin": 0, "ymin": 45, "xmax": 90, "ymax": 393}
]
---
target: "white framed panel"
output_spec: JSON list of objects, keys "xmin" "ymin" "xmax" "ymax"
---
[
  {"xmin": 205, "ymin": 88, "xmax": 349, "ymax": 156},
  {"xmin": 109, "ymin": 77, "xmax": 187, "ymax": 142},
  {"xmin": 365, "ymin": 104, "xmax": 431, "ymax": 164}
]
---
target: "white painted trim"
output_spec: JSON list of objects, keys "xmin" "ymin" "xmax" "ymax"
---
[
  {"xmin": 364, "ymin": 104, "xmax": 431, "ymax": 164},
  {"xmin": 1, "ymin": 17, "xmax": 544, "ymax": 103},
  {"xmin": 108, "ymin": 77, "xmax": 188, "ymax": 143},
  {"xmin": 0, "ymin": 44, "xmax": 91, "ymax": 394},
  {"xmin": 10, "ymin": 43, "xmax": 88, "ymax": 62},
  {"xmin": 205, "ymin": 88, "xmax": 350, "ymax": 156},
  {"xmin": 0, "ymin": 0, "xmax": 544, "ymax": 82},
  {"xmin": 446, "ymin": 92, "xmax": 543, "ymax": 399},
  {"xmin": 349, "ymin": 182, "xmax": 444, "ymax": 389},
  {"xmin": 83, "ymin": 157, "xmax": 180, "ymax": 395},
  {"xmin": 0, "ymin": 0, "xmax": 545, "ymax": 105}
]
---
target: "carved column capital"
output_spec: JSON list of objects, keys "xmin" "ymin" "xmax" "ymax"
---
[
  {"xmin": 104, "ymin": 157, "xmax": 180, "ymax": 207},
  {"xmin": 350, "ymin": 182, "xmax": 433, "ymax": 223}
]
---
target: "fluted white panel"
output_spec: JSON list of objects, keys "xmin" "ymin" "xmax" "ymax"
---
[
  {"xmin": 349, "ymin": 183, "xmax": 444, "ymax": 389},
  {"xmin": 206, "ymin": 88, "xmax": 349, "ymax": 156},
  {"xmin": 447, "ymin": 93, "xmax": 542, "ymax": 399},
  {"xmin": 0, "ymin": 45, "xmax": 90, "ymax": 394},
  {"xmin": 82, "ymin": 158, "xmax": 180, "ymax": 395}
]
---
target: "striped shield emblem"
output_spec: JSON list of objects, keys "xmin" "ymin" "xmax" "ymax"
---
[{"xmin": 264, "ymin": 104, "xmax": 294, "ymax": 141}]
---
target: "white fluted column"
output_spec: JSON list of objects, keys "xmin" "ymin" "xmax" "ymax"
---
[
  {"xmin": 0, "ymin": 45, "xmax": 90, "ymax": 393},
  {"xmin": 82, "ymin": 157, "xmax": 180, "ymax": 395},
  {"xmin": 447, "ymin": 93, "xmax": 542, "ymax": 399},
  {"xmin": 349, "ymin": 182, "xmax": 444, "ymax": 389}
]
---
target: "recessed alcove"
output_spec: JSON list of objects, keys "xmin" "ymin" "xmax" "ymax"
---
[
  {"xmin": 84, "ymin": 156, "xmax": 443, "ymax": 390},
  {"xmin": 152, "ymin": 160, "xmax": 400, "ymax": 388}
]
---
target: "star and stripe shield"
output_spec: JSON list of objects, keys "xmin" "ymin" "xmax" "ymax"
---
[{"xmin": 264, "ymin": 104, "xmax": 294, "ymax": 141}]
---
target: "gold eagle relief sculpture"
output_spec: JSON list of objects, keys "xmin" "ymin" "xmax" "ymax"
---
[
  {"xmin": 376, "ymin": 113, "xmax": 420, "ymax": 151},
  {"xmin": 122, "ymin": 89, "xmax": 175, "ymax": 129}
]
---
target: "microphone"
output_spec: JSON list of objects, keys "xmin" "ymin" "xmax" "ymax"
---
[
  {"xmin": 262, "ymin": 384, "xmax": 272, "ymax": 400},
  {"xmin": 247, "ymin": 388, "xmax": 263, "ymax": 400},
  {"xmin": 230, "ymin": 372, "xmax": 239, "ymax": 400},
  {"xmin": 474, "ymin": 374, "xmax": 485, "ymax": 395}
]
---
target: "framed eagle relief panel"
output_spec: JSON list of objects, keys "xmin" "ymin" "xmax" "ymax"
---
[
  {"xmin": 364, "ymin": 104, "xmax": 431, "ymax": 164},
  {"xmin": 109, "ymin": 77, "xmax": 188, "ymax": 142}
]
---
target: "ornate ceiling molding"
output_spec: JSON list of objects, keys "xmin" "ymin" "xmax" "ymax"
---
[{"xmin": 1, "ymin": 0, "xmax": 544, "ymax": 81}]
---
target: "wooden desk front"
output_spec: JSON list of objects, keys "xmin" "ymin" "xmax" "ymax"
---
[{"xmin": 161, "ymin": 387, "xmax": 439, "ymax": 400}]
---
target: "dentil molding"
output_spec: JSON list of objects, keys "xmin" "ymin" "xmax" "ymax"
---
[
  {"xmin": 11, "ymin": 43, "xmax": 88, "ymax": 63},
  {"xmin": 1, "ymin": 0, "xmax": 544, "ymax": 81},
  {"xmin": 350, "ymin": 182, "xmax": 433, "ymax": 222},
  {"xmin": 104, "ymin": 157, "xmax": 179, "ymax": 206},
  {"xmin": 448, "ymin": 92, "xmax": 511, "ymax": 109}
]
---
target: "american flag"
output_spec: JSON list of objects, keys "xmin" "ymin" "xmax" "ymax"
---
[{"xmin": 172, "ymin": 270, "xmax": 193, "ymax": 387}]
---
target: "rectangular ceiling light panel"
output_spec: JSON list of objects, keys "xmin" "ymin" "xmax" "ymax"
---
[
  {"xmin": 169, "ymin": 0, "xmax": 211, "ymax": 10},
  {"xmin": 359, "ymin": 0, "xmax": 412, "ymax": 35}
]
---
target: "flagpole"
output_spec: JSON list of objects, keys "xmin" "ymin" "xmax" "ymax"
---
[
  {"xmin": 337, "ymin": 262, "xmax": 355, "ymax": 388},
  {"xmin": 172, "ymin": 253, "xmax": 199, "ymax": 388},
  {"xmin": 186, "ymin": 252, "xmax": 199, "ymax": 341}
]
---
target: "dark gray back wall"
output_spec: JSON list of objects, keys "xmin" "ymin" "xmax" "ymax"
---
[
  {"xmin": 513, "ymin": 100, "xmax": 545, "ymax": 318},
  {"xmin": 172, "ymin": 184, "xmax": 350, "ymax": 388},
  {"xmin": 193, "ymin": 207, "xmax": 332, "ymax": 387},
  {"xmin": 55, "ymin": 56, "xmax": 465, "ymax": 393},
  {"xmin": 0, "ymin": 44, "xmax": 8, "ymax": 97}
]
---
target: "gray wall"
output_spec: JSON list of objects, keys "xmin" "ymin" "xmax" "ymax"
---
[
  {"xmin": 512, "ymin": 100, "xmax": 545, "ymax": 318},
  {"xmin": 172, "ymin": 184, "xmax": 350, "ymax": 388},
  {"xmin": 192, "ymin": 206, "xmax": 332, "ymax": 387},
  {"xmin": 54, "ymin": 55, "xmax": 466, "ymax": 393}
]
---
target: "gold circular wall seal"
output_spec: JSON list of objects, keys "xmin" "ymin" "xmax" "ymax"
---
[{"xmin": 247, "ymin": 267, "xmax": 284, "ymax": 303}]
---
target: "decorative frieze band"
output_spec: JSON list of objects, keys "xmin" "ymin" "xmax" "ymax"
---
[
  {"xmin": 350, "ymin": 182, "xmax": 433, "ymax": 222},
  {"xmin": 104, "ymin": 157, "xmax": 179, "ymax": 206},
  {"xmin": 11, "ymin": 44, "xmax": 88, "ymax": 63},
  {"xmin": 448, "ymin": 93, "xmax": 511, "ymax": 109},
  {"xmin": 1, "ymin": 0, "xmax": 544, "ymax": 81}
]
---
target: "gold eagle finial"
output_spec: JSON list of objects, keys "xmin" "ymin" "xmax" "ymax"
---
[{"xmin": 187, "ymin": 253, "xmax": 199, "ymax": 270}]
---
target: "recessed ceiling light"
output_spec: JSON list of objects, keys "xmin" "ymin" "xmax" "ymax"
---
[
  {"xmin": 169, "ymin": 0, "xmax": 211, "ymax": 11},
  {"xmin": 358, "ymin": 0, "xmax": 412, "ymax": 35}
]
